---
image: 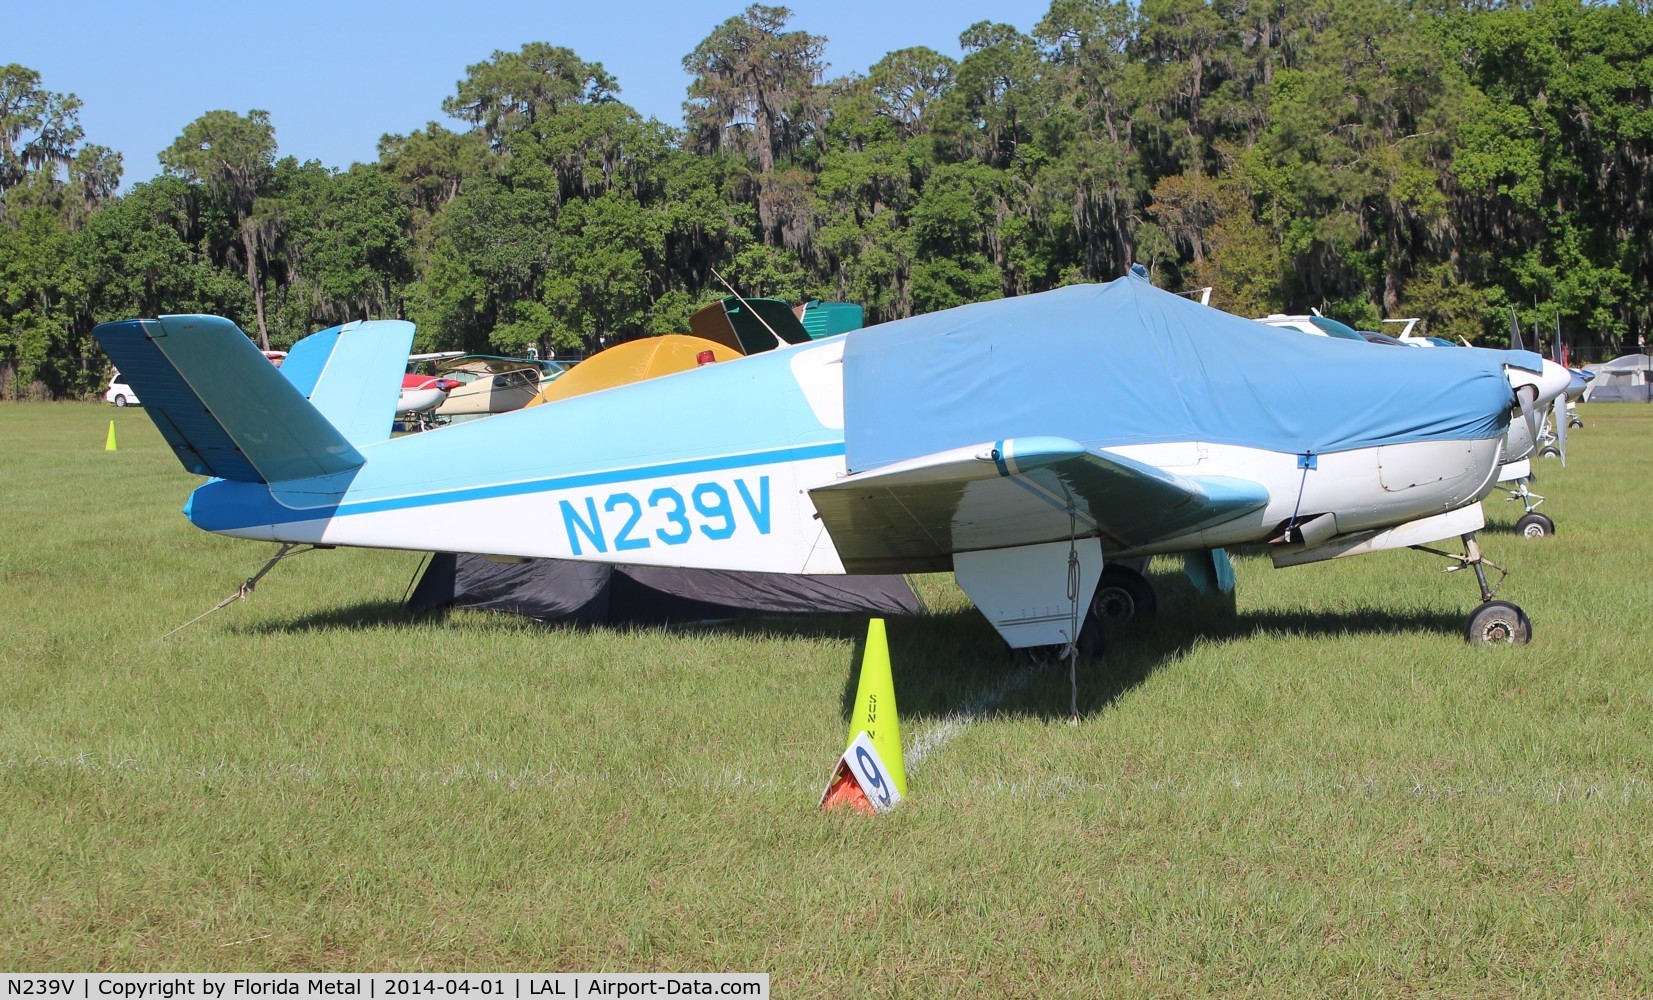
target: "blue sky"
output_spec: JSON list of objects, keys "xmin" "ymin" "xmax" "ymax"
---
[{"xmin": 12, "ymin": 0, "xmax": 1054, "ymax": 186}]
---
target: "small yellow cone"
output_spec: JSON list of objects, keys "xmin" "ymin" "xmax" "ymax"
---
[
  {"xmin": 105, "ymin": 420, "xmax": 118, "ymax": 452},
  {"xmin": 845, "ymin": 617, "xmax": 906, "ymax": 798}
]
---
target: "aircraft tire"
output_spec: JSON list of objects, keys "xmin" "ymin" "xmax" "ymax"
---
[
  {"xmin": 1091, "ymin": 564, "xmax": 1157, "ymax": 624},
  {"xmin": 1515, "ymin": 512, "xmax": 1555, "ymax": 538},
  {"xmin": 1540, "ymin": 446, "xmax": 1562, "ymax": 459},
  {"xmin": 1464, "ymin": 600, "xmax": 1532, "ymax": 645}
]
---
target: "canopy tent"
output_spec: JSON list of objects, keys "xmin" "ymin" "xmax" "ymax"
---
[
  {"xmin": 527, "ymin": 301, "xmax": 865, "ymax": 409},
  {"xmin": 407, "ymin": 553, "xmax": 922, "ymax": 626},
  {"xmin": 798, "ymin": 301, "xmax": 865, "ymax": 340},
  {"xmin": 1582, "ymin": 354, "xmax": 1652, "ymax": 402},
  {"xmin": 526, "ymin": 335, "xmax": 737, "ymax": 407},
  {"xmin": 689, "ymin": 296, "xmax": 812, "ymax": 354}
]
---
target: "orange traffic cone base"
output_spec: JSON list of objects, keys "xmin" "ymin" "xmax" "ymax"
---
[{"xmin": 820, "ymin": 765, "xmax": 876, "ymax": 815}]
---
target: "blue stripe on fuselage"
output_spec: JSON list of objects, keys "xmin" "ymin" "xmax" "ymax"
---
[{"xmin": 186, "ymin": 441, "xmax": 847, "ymax": 531}]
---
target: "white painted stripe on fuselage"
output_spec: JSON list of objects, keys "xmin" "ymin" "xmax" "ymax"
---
[{"xmin": 229, "ymin": 454, "xmax": 852, "ymax": 574}]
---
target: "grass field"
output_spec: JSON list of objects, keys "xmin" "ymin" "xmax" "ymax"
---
[{"xmin": 3, "ymin": 402, "xmax": 1651, "ymax": 993}]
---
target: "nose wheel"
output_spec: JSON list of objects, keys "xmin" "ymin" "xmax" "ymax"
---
[
  {"xmin": 1412, "ymin": 531, "xmax": 1532, "ymax": 645},
  {"xmin": 1515, "ymin": 512, "xmax": 1555, "ymax": 538},
  {"xmin": 1499, "ymin": 478, "xmax": 1555, "ymax": 539}
]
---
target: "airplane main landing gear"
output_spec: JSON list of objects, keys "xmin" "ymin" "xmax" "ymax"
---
[
  {"xmin": 1007, "ymin": 560, "xmax": 1158, "ymax": 666},
  {"xmin": 1465, "ymin": 601, "xmax": 1532, "ymax": 644},
  {"xmin": 1413, "ymin": 531, "xmax": 1532, "ymax": 645},
  {"xmin": 1091, "ymin": 563, "xmax": 1157, "ymax": 625}
]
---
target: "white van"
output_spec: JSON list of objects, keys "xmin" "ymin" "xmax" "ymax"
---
[{"xmin": 105, "ymin": 371, "xmax": 139, "ymax": 407}]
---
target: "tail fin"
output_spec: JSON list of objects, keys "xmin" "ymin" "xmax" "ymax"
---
[
  {"xmin": 278, "ymin": 319, "xmax": 415, "ymax": 448},
  {"xmin": 94, "ymin": 315, "xmax": 363, "ymax": 484}
]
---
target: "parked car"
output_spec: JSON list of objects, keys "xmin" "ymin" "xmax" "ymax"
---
[
  {"xmin": 105, "ymin": 371, "xmax": 139, "ymax": 407},
  {"xmin": 103, "ymin": 349, "xmax": 283, "ymax": 407}
]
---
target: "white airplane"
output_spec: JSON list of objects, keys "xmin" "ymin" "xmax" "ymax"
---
[
  {"xmin": 1493, "ymin": 309, "xmax": 1593, "ymax": 537},
  {"xmin": 95, "ymin": 273, "xmax": 1572, "ymax": 650},
  {"xmin": 1266, "ymin": 309, "xmax": 1569, "ymax": 539},
  {"xmin": 1383, "ymin": 317, "xmax": 1467, "ymax": 349},
  {"xmin": 1255, "ymin": 310, "xmax": 1368, "ymax": 342},
  {"xmin": 395, "ymin": 372, "xmax": 459, "ymax": 422}
]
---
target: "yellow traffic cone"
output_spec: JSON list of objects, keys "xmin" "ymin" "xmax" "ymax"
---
[
  {"xmin": 105, "ymin": 420, "xmax": 118, "ymax": 452},
  {"xmin": 845, "ymin": 617, "xmax": 906, "ymax": 798}
]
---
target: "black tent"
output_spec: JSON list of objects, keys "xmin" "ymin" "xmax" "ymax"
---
[{"xmin": 407, "ymin": 553, "xmax": 922, "ymax": 626}]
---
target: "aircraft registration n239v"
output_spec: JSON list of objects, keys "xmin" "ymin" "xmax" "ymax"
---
[{"xmin": 96, "ymin": 273, "xmax": 1572, "ymax": 650}]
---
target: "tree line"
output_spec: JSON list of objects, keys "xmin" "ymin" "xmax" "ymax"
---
[{"xmin": 3, "ymin": 0, "xmax": 1651, "ymax": 398}]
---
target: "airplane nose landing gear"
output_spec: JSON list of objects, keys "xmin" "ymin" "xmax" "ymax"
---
[
  {"xmin": 1414, "ymin": 531, "xmax": 1532, "ymax": 645},
  {"xmin": 1499, "ymin": 477, "xmax": 1554, "ymax": 539},
  {"xmin": 1515, "ymin": 512, "xmax": 1555, "ymax": 538}
]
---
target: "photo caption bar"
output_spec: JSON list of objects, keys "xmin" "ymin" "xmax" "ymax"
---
[{"xmin": 0, "ymin": 976, "xmax": 767, "ymax": 1000}]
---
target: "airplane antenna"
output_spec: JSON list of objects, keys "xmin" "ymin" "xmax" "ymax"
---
[{"xmin": 710, "ymin": 267, "xmax": 787, "ymax": 349}]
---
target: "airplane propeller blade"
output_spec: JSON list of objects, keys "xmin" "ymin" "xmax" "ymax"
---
[
  {"xmin": 1517, "ymin": 384, "xmax": 1542, "ymax": 456},
  {"xmin": 1508, "ymin": 307, "xmax": 1527, "ymax": 353},
  {"xmin": 1550, "ymin": 312, "xmax": 1568, "ymax": 466}
]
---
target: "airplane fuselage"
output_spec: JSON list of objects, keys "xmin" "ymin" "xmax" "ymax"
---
[
  {"xmin": 185, "ymin": 337, "xmax": 1511, "ymax": 574},
  {"xmin": 99, "ymin": 277, "xmax": 1575, "ymax": 651}
]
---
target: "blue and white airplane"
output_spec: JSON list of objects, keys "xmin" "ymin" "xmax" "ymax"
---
[{"xmin": 96, "ymin": 273, "xmax": 1572, "ymax": 650}]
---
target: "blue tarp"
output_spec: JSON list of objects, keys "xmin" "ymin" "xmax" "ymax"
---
[{"xmin": 843, "ymin": 276, "xmax": 1530, "ymax": 474}]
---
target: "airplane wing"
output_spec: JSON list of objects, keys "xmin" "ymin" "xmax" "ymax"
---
[{"xmin": 809, "ymin": 436, "xmax": 1269, "ymax": 573}]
